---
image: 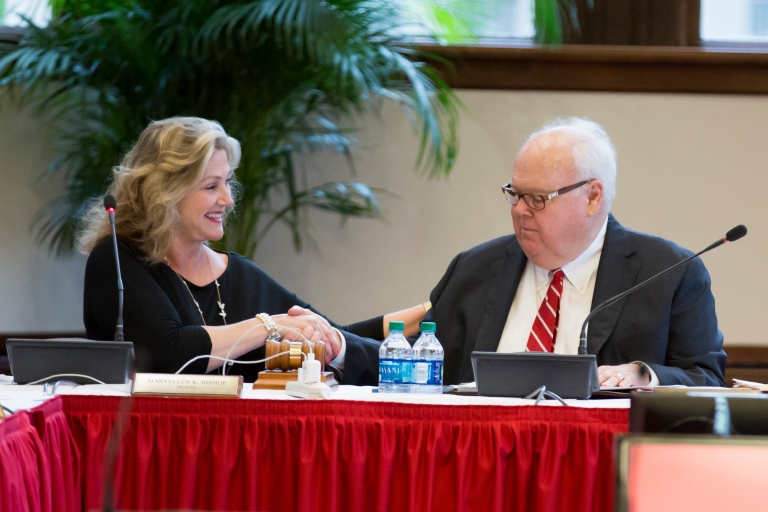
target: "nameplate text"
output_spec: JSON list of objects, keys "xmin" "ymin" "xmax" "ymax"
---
[{"xmin": 131, "ymin": 373, "xmax": 243, "ymax": 398}]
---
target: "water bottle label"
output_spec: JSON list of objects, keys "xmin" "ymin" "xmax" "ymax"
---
[
  {"xmin": 379, "ymin": 358, "xmax": 411, "ymax": 384},
  {"xmin": 412, "ymin": 360, "xmax": 443, "ymax": 385}
]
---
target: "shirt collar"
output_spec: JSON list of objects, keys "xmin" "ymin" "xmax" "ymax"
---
[{"xmin": 533, "ymin": 217, "xmax": 609, "ymax": 295}]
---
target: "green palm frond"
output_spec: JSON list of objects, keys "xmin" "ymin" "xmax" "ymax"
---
[
  {"xmin": 0, "ymin": 0, "xmax": 468, "ymax": 257},
  {"xmin": 534, "ymin": 0, "xmax": 582, "ymax": 44}
]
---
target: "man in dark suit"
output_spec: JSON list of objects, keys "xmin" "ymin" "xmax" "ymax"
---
[{"xmin": 426, "ymin": 118, "xmax": 726, "ymax": 387}]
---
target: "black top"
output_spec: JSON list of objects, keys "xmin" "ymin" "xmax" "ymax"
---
[{"xmin": 84, "ymin": 238, "xmax": 383, "ymax": 383}]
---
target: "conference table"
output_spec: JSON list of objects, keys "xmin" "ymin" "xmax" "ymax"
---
[{"xmin": 0, "ymin": 382, "xmax": 629, "ymax": 512}]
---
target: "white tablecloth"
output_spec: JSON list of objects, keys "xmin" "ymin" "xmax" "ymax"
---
[{"xmin": 0, "ymin": 376, "xmax": 630, "ymax": 413}]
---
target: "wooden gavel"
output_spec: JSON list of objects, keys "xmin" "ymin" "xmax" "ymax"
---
[{"xmin": 264, "ymin": 336, "xmax": 325, "ymax": 371}]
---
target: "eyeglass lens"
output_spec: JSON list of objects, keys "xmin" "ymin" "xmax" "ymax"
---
[
  {"xmin": 526, "ymin": 195, "xmax": 545, "ymax": 209},
  {"xmin": 503, "ymin": 188, "xmax": 545, "ymax": 210}
]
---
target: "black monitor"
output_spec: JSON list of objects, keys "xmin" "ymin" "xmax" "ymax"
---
[
  {"xmin": 471, "ymin": 351, "xmax": 599, "ymax": 399},
  {"xmin": 6, "ymin": 338, "xmax": 134, "ymax": 385},
  {"xmin": 630, "ymin": 392, "xmax": 768, "ymax": 435}
]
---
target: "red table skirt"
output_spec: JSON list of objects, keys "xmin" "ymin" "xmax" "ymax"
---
[
  {"xmin": 0, "ymin": 399, "xmax": 80, "ymax": 512},
  {"xmin": 20, "ymin": 396, "xmax": 629, "ymax": 512},
  {"xmin": 0, "ymin": 411, "xmax": 49, "ymax": 512}
]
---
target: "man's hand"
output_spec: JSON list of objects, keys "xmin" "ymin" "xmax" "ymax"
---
[
  {"xmin": 598, "ymin": 363, "xmax": 651, "ymax": 388},
  {"xmin": 282, "ymin": 305, "xmax": 341, "ymax": 364}
]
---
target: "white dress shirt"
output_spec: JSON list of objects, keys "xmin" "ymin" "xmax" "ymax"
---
[
  {"xmin": 496, "ymin": 218, "xmax": 658, "ymax": 386},
  {"xmin": 331, "ymin": 329, "xmax": 346, "ymax": 370},
  {"xmin": 497, "ymin": 219, "xmax": 608, "ymax": 355}
]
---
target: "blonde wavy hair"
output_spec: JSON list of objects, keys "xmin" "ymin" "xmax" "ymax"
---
[{"xmin": 77, "ymin": 117, "xmax": 241, "ymax": 263}]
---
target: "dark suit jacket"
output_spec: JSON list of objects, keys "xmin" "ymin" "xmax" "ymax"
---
[{"xmin": 425, "ymin": 215, "xmax": 726, "ymax": 386}]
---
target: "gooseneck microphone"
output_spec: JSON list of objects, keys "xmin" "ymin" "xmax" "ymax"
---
[
  {"xmin": 578, "ymin": 224, "xmax": 748, "ymax": 355},
  {"xmin": 103, "ymin": 194, "xmax": 125, "ymax": 342}
]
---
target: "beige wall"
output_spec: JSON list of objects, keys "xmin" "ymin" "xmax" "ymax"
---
[
  {"xmin": 2, "ymin": 90, "xmax": 766, "ymax": 345},
  {"xmin": 0, "ymin": 106, "xmax": 86, "ymax": 333}
]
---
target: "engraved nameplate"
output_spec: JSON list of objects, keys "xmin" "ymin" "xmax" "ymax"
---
[{"xmin": 131, "ymin": 373, "xmax": 243, "ymax": 398}]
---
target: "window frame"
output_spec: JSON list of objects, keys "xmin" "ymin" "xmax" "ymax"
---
[
  {"xmin": 417, "ymin": 0, "xmax": 768, "ymax": 96},
  {"xmin": 420, "ymin": 41, "xmax": 768, "ymax": 94}
]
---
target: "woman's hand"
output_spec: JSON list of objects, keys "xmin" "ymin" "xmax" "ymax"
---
[
  {"xmin": 274, "ymin": 306, "xmax": 342, "ymax": 364},
  {"xmin": 383, "ymin": 303, "xmax": 429, "ymax": 337}
]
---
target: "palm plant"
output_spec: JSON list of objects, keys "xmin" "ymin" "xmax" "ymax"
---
[
  {"xmin": 0, "ymin": 0, "xmax": 459, "ymax": 257},
  {"xmin": 409, "ymin": 0, "xmax": 580, "ymax": 45},
  {"xmin": 533, "ymin": 0, "xmax": 584, "ymax": 44}
]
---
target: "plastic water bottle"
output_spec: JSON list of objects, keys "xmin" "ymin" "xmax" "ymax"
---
[
  {"xmin": 411, "ymin": 322, "xmax": 444, "ymax": 394},
  {"xmin": 378, "ymin": 321, "xmax": 412, "ymax": 393}
]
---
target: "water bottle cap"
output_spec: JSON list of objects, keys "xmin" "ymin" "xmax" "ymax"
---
[
  {"xmin": 388, "ymin": 320, "xmax": 405, "ymax": 331},
  {"xmin": 420, "ymin": 321, "xmax": 436, "ymax": 332}
]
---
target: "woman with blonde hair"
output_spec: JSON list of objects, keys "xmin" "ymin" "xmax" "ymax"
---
[{"xmin": 80, "ymin": 117, "xmax": 425, "ymax": 384}]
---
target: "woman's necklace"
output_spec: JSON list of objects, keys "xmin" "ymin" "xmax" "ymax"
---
[{"xmin": 166, "ymin": 250, "xmax": 227, "ymax": 325}]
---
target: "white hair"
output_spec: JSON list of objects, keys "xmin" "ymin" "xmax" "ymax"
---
[{"xmin": 525, "ymin": 117, "xmax": 617, "ymax": 209}]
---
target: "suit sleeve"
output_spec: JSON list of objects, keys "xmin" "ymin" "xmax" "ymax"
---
[
  {"xmin": 647, "ymin": 257, "xmax": 727, "ymax": 386},
  {"xmin": 333, "ymin": 332, "xmax": 381, "ymax": 386},
  {"xmin": 275, "ymin": 291, "xmax": 381, "ymax": 386},
  {"xmin": 340, "ymin": 317, "xmax": 385, "ymax": 340}
]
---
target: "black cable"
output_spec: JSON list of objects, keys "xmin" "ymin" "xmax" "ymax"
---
[{"xmin": 523, "ymin": 385, "xmax": 568, "ymax": 405}]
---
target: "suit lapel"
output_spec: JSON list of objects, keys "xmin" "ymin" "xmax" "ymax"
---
[
  {"xmin": 587, "ymin": 216, "xmax": 640, "ymax": 355},
  {"xmin": 473, "ymin": 241, "xmax": 528, "ymax": 352}
]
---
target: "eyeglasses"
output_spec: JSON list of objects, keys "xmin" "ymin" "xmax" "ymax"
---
[{"xmin": 501, "ymin": 180, "xmax": 592, "ymax": 210}]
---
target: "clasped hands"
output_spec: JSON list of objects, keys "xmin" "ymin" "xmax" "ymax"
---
[
  {"xmin": 263, "ymin": 310, "xmax": 654, "ymax": 381},
  {"xmin": 269, "ymin": 306, "xmax": 341, "ymax": 364},
  {"xmin": 598, "ymin": 363, "xmax": 651, "ymax": 388}
]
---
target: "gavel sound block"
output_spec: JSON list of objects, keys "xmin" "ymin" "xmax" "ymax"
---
[{"xmin": 252, "ymin": 336, "xmax": 339, "ymax": 390}]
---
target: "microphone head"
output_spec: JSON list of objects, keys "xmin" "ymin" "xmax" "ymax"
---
[
  {"xmin": 725, "ymin": 224, "xmax": 747, "ymax": 242},
  {"xmin": 103, "ymin": 194, "xmax": 117, "ymax": 213}
]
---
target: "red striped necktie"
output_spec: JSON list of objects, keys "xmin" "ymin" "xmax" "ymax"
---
[{"xmin": 526, "ymin": 269, "xmax": 565, "ymax": 353}]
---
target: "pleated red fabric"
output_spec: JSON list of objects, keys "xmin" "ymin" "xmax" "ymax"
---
[
  {"xmin": 47, "ymin": 395, "xmax": 629, "ymax": 512},
  {"xmin": 32, "ymin": 398, "xmax": 82, "ymax": 512},
  {"xmin": 0, "ymin": 411, "xmax": 49, "ymax": 512}
]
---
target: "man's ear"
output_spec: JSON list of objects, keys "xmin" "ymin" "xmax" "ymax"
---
[{"xmin": 586, "ymin": 180, "xmax": 604, "ymax": 216}]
